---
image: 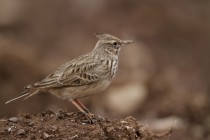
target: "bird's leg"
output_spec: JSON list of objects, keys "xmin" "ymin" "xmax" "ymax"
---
[
  {"xmin": 74, "ymin": 99, "xmax": 90, "ymax": 114},
  {"xmin": 70, "ymin": 99, "xmax": 93, "ymax": 123}
]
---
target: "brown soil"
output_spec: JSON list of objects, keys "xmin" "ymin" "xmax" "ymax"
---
[{"xmin": 0, "ymin": 110, "xmax": 171, "ymax": 140}]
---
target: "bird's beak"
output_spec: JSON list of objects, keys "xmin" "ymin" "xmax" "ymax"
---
[{"xmin": 122, "ymin": 40, "xmax": 134, "ymax": 46}]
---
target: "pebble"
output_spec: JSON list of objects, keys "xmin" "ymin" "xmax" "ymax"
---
[
  {"xmin": 51, "ymin": 126, "xmax": 58, "ymax": 131},
  {"xmin": 8, "ymin": 117, "xmax": 19, "ymax": 123},
  {"xmin": 17, "ymin": 129, "xmax": 26, "ymax": 135},
  {"xmin": 7, "ymin": 127, "xmax": 12, "ymax": 132},
  {"xmin": 120, "ymin": 120, "xmax": 128, "ymax": 124},
  {"xmin": 43, "ymin": 132, "xmax": 54, "ymax": 139},
  {"xmin": 43, "ymin": 132, "xmax": 50, "ymax": 139},
  {"xmin": 28, "ymin": 122, "xmax": 35, "ymax": 126},
  {"xmin": 69, "ymin": 135, "xmax": 78, "ymax": 139},
  {"xmin": 107, "ymin": 126, "xmax": 115, "ymax": 132}
]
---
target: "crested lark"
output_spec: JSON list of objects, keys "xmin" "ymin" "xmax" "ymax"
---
[{"xmin": 6, "ymin": 33, "xmax": 133, "ymax": 123}]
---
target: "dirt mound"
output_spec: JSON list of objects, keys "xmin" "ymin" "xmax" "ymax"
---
[{"xmin": 0, "ymin": 110, "xmax": 171, "ymax": 140}]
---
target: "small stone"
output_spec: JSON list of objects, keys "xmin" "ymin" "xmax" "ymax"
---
[
  {"xmin": 43, "ymin": 132, "xmax": 50, "ymax": 139},
  {"xmin": 51, "ymin": 126, "xmax": 58, "ymax": 131},
  {"xmin": 7, "ymin": 127, "xmax": 12, "ymax": 132},
  {"xmin": 8, "ymin": 117, "xmax": 19, "ymax": 123},
  {"xmin": 17, "ymin": 129, "xmax": 26, "ymax": 135},
  {"xmin": 69, "ymin": 135, "xmax": 78, "ymax": 139},
  {"xmin": 125, "ymin": 126, "xmax": 131, "ymax": 129},
  {"xmin": 120, "ymin": 120, "xmax": 128, "ymax": 124},
  {"xmin": 107, "ymin": 126, "xmax": 115, "ymax": 132},
  {"xmin": 28, "ymin": 122, "xmax": 35, "ymax": 126},
  {"xmin": 43, "ymin": 132, "xmax": 54, "ymax": 139}
]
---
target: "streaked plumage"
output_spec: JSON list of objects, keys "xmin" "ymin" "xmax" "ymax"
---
[{"xmin": 5, "ymin": 33, "xmax": 133, "ymax": 123}]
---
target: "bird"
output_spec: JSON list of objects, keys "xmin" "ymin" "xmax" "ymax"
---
[{"xmin": 5, "ymin": 33, "xmax": 133, "ymax": 123}]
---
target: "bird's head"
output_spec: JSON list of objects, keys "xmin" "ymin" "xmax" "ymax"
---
[{"xmin": 93, "ymin": 33, "xmax": 133, "ymax": 57}]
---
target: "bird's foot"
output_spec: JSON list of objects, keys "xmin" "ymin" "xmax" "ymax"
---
[{"xmin": 82, "ymin": 113, "xmax": 104, "ymax": 124}]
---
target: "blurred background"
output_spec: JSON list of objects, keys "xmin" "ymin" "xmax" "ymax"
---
[{"xmin": 0, "ymin": 0, "xmax": 209, "ymax": 139}]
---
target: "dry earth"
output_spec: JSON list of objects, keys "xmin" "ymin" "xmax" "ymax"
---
[{"xmin": 0, "ymin": 110, "xmax": 171, "ymax": 140}]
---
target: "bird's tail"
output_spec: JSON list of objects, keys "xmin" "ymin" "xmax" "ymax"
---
[{"xmin": 5, "ymin": 89, "xmax": 37, "ymax": 104}]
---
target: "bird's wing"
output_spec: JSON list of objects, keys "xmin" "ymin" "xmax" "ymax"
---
[{"xmin": 33, "ymin": 54, "xmax": 102, "ymax": 88}]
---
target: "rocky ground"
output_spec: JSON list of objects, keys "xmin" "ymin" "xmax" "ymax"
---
[{"xmin": 0, "ymin": 110, "xmax": 172, "ymax": 140}]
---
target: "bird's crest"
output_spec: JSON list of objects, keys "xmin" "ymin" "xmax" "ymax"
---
[{"xmin": 95, "ymin": 33, "xmax": 121, "ymax": 42}]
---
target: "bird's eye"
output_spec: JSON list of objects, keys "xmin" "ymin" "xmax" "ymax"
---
[{"xmin": 112, "ymin": 42, "xmax": 118, "ymax": 47}]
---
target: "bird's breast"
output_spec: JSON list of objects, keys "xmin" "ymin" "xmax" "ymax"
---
[{"xmin": 103, "ymin": 59, "xmax": 118, "ymax": 80}]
